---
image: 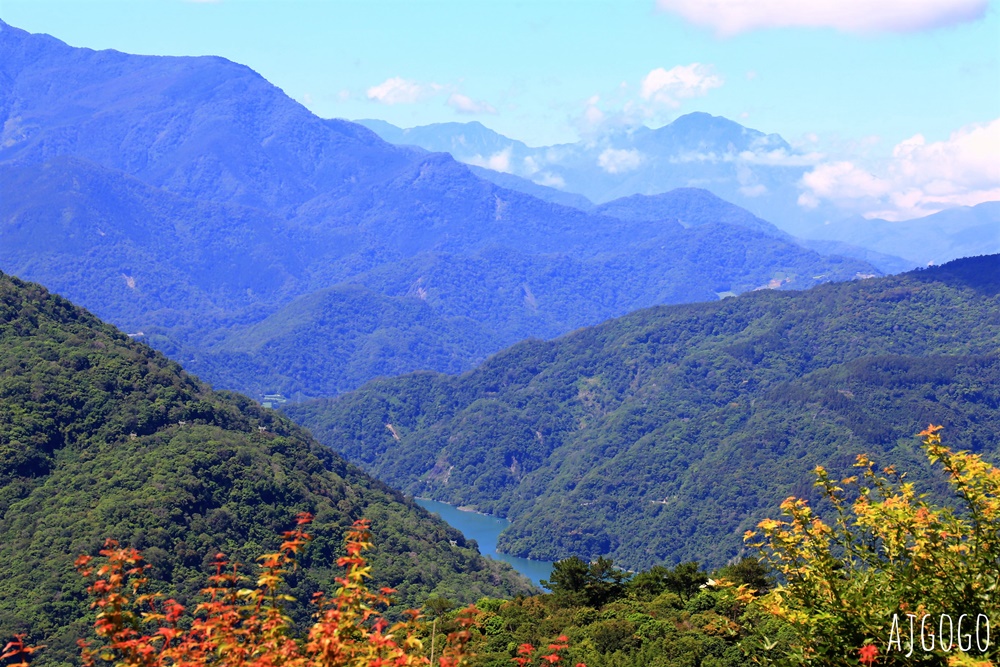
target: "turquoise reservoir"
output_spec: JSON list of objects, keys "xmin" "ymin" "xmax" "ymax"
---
[{"xmin": 415, "ymin": 498, "xmax": 554, "ymax": 588}]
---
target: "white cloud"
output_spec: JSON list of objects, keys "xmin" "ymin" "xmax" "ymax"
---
[
  {"xmin": 669, "ymin": 151, "xmax": 729, "ymax": 164},
  {"xmin": 466, "ymin": 147, "xmax": 513, "ymax": 173},
  {"xmin": 738, "ymin": 148, "xmax": 825, "ymax": 167},
  {"xmin": 656, "ymin": 0, "xmax": 988, "ymax": 36},
  {"xmin": 366, "ymin": 77, "xmax": 442, "ymax": 105},
  {"xmin": 533, "ymin": 172, "xmax": 566, "ymax": 189},
  {"xmin": 799, "ymin": 118, "xmax": 1000, "ymax": 220},
  {"xmin": 367, "ymin": 77, "xmax": 425, "ymax": 105},
  {"xmin": 302, "ymin": 93, "xmax": 314, "ymax": 106},
  {"xmin": 664, "ymin": 144, "xmax": 822, "ymax": 167},
  {"xmin": 367, "ymin": 79, "xmax": 497, "ymax": 115},
  {"xmin": 892, "ymin": 122, "xmax": 1000, "ymax": 191},
  {"xmin": 740, "ymin": 184, "xmax": 768, "ymax": 197},
  {"xmin": 447, "ymin": 93, "xmax": 497, "ymax": 115},
  {"xmin": 598, "ymin": 148, "xmax": 643, "ymax": 174},
  {"xmin": 574, "ymin": 65, "xmax": 723, "ymax": 138},
  {"xmin": 544, "ymin": 146, "xmax": 574, "ymax": 165},
  {"xmin": 640, "ymin": 64, "xmax": 723, "ymax": 109},
  {"xmin": 800, "ymin": 161, "xmax": 892, "ymax": 204},
  {"xmin": 575, "ymin": 95, "xmax": 608, "ymax": 137},
  {"xmin": 584, "ymin": 103, "xmax": 606, "ymax": 126}
]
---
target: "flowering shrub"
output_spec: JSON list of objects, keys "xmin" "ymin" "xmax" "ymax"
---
[
  {"xmin": 743, "ymin": 426, "xmax": 999, "ymax": 666},
  {"xmin": 70, "ymin": 515, "xmax": 480, "ymax": 667},
  {"xmin": 509, "ymin": 635, "xmax": 585, "ymax": 667},
  {"xmin": 1, "ymin": 514, "xmax": 586, "ymax": 667}
]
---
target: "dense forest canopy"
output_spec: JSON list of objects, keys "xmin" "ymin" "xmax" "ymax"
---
[{"xmin": 0, "ymin": 271, "xmax": 532, "ymax": 665}]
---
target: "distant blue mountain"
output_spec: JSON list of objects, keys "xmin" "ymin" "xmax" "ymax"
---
[
  {"xmin": 0, "ymin": 19, "xmax": 879, "ymax": 398},
  {"xmin": 357, "ymin": 114, "xmax": 814, "ymax": 230},
  {"xmin": 358, "ymin": 118, "xmax": 999, "ymax": 265},
  {"xmin": 593, "ymin": 188, "xmax": 792, "ymax": 238},
  {"xmin": 356, "ymin": 119, "xmax": 535, "ymax": 163},
  {"xmin": 465, "ymin": 165, "xmax": 595, "ymax": 210},
  {"xmin": 590, "ymin": 189, "xmax": 917, "ymax": 274},
  {"xmin": 805, "ymin": 202, "xmax": 1000, "ymax": 267}
]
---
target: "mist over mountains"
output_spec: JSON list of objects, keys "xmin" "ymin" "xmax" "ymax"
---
[
  {"xmin": 357, "ymin": 114, "xmax": 808, "ymax": 229},
  {"xmin": 0, "ymin": 19, "xmax": 878, "ymax": 400},
  {"xmin": 357, "ymin": 117, "xmax": 1000, "ymax": 269},
  {"xmin": 812, "ymin": 201, "xmax": 1000, "ymax": 267}
]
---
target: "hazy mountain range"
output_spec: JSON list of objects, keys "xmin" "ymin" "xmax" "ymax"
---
[
  {"xmin": 357, "ymin": 118, "xmax": 1000, "ymax": 267},
  {"xmin": 809, "ymin": 202, "xmax": 1000, "ymax": 267},
  {"xmin": 0, "ymin": 19, "xmax": 878, "ymax": 399}
]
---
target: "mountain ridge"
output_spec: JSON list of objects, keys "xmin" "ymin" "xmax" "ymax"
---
[
  {"xmin": 0, "ymin": 20, "xmax": 881, "ymax": 400},
  {"xmin": 287, "ymin": 254, "xmax": 1000, "ymax": 568},
  {"xmin": 358, "ymin": 116, "xmax": 1000, "ymax": 266}
]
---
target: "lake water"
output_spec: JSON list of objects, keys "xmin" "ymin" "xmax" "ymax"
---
[{"xmin": 415, "ymin": 498, "xmax": 554, "ymax": 588}]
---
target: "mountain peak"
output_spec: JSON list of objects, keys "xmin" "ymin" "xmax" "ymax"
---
[
  {"xmin": 0, "ymin": 18, "xmax": 64, "ymax": 47},
  {"xmin": 593, "ymin": 187, "xmax": 791, "ymax": 239},
  {"xmin": 640, "ymin": 112, "xmax": 791, "ymax": 153},
  {"xmin": 0, "ymin": 29, "xmax": 423, "ymax": 210},
  {"xmin": 662, "ymin": 111, "xmax": 761, "ymax": 138},
  {"xmin": 671, "ymin": 110, "xmax": 719, "ymax": 124}
]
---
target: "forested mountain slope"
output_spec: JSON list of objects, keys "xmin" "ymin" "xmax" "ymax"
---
[
  {"xmin": 0, "ymin": 20, "xmax": 417, "ymax": 211},
  {"xmin": 288, "ymin": 255, "xmax": 1000, "ymax": 570},
  {"xmin": 192, "ymin": 222, "xmax": 873, "ymax": 397},
  {"xmin": 0, "ymin": 158, "xmax": 307, "ymax": 332},
  {"xmin": 0, "ymin": 20, "xmax": 878, "ymax": 400},
  {"xmin": 592, "ymin": 188, "xmax": 792, "ymax": 239},
  {"xmin": 0, "ymin": 272, "xmax": 532, "ymax": 664}
]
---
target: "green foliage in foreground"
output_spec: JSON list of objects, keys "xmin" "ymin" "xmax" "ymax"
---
[
  {"xmin": 288, "ymin": 255, "xmax": 1000, "ymax": 570},
  {"xmin": 458, "ymin": 556, "xmax": 773, "ymax": 667},
  {"xmin": 744, "ymin": 426, "xmax": 1000, "ymax": 665},
  {"xmin": 0, "ymin": 271, "xmax": 533, "ymax": 666},
  {"xmin": 452, "ymin": 428, "xmax": 1000, "ymax": 666}
]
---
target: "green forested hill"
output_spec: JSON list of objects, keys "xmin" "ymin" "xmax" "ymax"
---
[
  {"xmin": 187, "ymin": 223, "xmax": 873, "ymax": 398},
  {"xmin": 288, "ymin": 255, "xmax": 1000, "ymax": 571},
  {"xmin": 0, "ymin": 272, "xmax": 532, "ymax": 665},
  {"xmin": 0, "ymin": 157, "xmax": 877, "ymax": 402}
]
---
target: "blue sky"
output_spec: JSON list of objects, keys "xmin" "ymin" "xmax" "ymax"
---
[{"xmin": 2, "ymin": 0, "xmax": 998, "ymax": 219}]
